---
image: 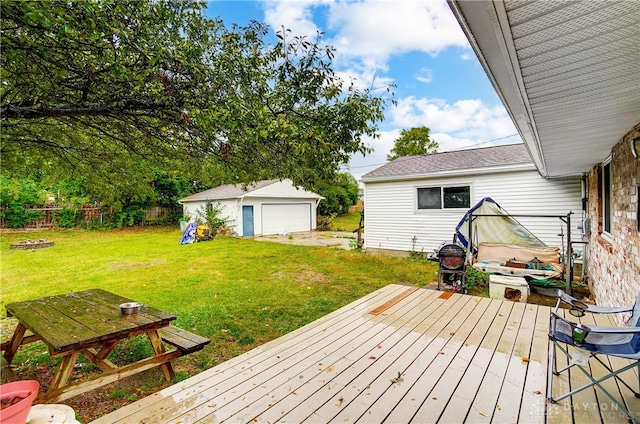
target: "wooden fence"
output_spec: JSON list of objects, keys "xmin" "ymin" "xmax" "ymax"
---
[{"xmin": 0, "ymin": 205, "xmax": 178, "ymax": 229}]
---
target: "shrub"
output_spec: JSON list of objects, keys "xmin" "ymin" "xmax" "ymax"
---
[
  {"xmin": 465, "ymin": 266, "xmax": 489, "ymax": 290},
  {"xmin": 316, "ymin": 215, "xmax": 334, "ymax": 231},
  {"xmin": 112, "ymin": 205, "xmax": 147, "ymax": 227},
  {"xmin": 196, "ymin": 202, "xmax": 227, "ymax": 233},
  {"xmin": 58, "ymin": 206, "xmax": 80, "ymax": 228}
]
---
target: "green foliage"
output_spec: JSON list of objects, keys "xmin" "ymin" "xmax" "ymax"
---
[
  {"xmin": 107, "ymin": 388, "xmax": 130, "ymax": 400},
  {"xmin": 58, "ymin": 206, "xmax": 80, "ymax": 228},
  {"xmin": 107, "ymin": 335, "xmax": 154, "ymax": 365},
  {"xmin": 387, "ymin": 126, "xmax": 439, "ymax": 161},
  {"xmin": 465, "ymin": 266, "xmax": 489, "ymax": 289},
  {"xmin": 0, "ymin": 175, "xmax": 44, "ymax": 227},
  {"xmin": 349, "ymin": 238, "xmax": 363, "ymax": 251},
  {"xmin": 316, "ymin": 172, "xmax": 360, "ymax": 216},
  {"xmin": 152, "ymin": 171, "xmax": 194, "ymax": 208},
  {"xmin": 196, "ymin": 202, "xmax": 227, "ymax": 232},
  {"xmin": 0, "ymin": 172, "xmax": 195, "ymax": 228},
  {"xmin": 1, "ymin": 0, "xmax": 392, "ymax": 194},
  {"xmin": 316, "ymin": 214, "xmax": 334, "ymax": 231},
  {"xmin": 172, "ymin": 371, "xmax": 189, "ymax": 384},
  {"xmin": 112, "ymin": 205, "xmax": 147, "ymax": 228}
]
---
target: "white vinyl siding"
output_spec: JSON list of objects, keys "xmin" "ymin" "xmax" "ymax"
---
[
  {"xmin": 182, "ymin": 199, "xmax": 235, "ymax": 225},
  {"xmin": 364, "ymin": 169, "xmax": 583, "ymax": 254}
]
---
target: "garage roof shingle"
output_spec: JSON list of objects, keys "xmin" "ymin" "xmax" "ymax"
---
[{"xmin": 179, "ymin": 180, "xmax": 279, "ymax": 202}]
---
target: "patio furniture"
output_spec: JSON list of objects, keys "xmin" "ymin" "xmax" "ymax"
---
[
  {"xmin": 548, "ymin": 289, "xmax": 640, "ymax": 423},
  {"xmin": 2, "ymin": 289, "xmax": 209, "ymax": 403}
]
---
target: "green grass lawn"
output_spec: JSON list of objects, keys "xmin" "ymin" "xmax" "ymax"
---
[
  {"xmin": 1, "ymin": 226, "xmax": 437, "ymax": 409},
  {"xmin": 330, "ymin": 212, "xmax": 362, "ymax": 231}
]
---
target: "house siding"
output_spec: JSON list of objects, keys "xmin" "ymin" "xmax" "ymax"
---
[
  {"xmin": 585, "ymin": 123, "xmax": 640, "ymax": 321},
  {"xmin": 364, "ymin": 168, "xmax": 582, "ymax": 255}
]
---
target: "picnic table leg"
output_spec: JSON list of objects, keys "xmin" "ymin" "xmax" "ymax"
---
[
  {"xmin": 81, "ymin": 340, "xmax": 119, "ymax": 371},
  {"xmin": 3, "ymin": 322, "xmax": 27, "ymax": 365},
  {"xmin": 147, "ymin": 330, "xmax": 175, "ymax": 382},
  {"xmin": 48, "ymin": 351, "xmax": 79, "ymax": 393}
]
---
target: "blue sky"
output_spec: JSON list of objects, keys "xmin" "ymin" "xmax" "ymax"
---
[{"xmin": 205, "ymin": 0, "xmax": 520, "ymax": 181}]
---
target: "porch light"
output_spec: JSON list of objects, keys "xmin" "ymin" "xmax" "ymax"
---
[{"xmin": 632, "ymin": 137, "xmax": 640, "ymax": 159}]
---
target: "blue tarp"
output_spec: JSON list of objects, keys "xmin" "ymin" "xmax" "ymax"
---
[{"xmin": 179, "ymin": 222, "xmax": 198, "ymax": 245}]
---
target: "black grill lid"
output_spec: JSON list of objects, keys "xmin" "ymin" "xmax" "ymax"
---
[{"xmin": 438, "ymin": 244, "xmax": 465, "ymax": 257}]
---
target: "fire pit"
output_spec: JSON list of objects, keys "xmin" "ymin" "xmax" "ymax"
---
[
  {"xmin": 437, "ymin": 243, "xmax": 467, "ymax": 292},
  {"xmin": 10, "ymin": 239, "xmax": 54, "ymax": 250}
]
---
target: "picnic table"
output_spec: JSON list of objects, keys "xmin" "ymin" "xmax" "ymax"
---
[{"xmin": 2, "ymin": 289, "xmax": 209, "ymax": 403}]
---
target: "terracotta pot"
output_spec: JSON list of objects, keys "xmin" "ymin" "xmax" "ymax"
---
[{"xmin": 0, "ymin": 380, "xmax": 40, "ymax": 424}]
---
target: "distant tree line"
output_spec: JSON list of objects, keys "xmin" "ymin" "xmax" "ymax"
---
[{"xmin": 0, "ymin": 171, "xmax": 359, "ymax": 229}]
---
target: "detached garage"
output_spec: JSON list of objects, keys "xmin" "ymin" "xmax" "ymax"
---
[{"xmin": 179, "ymin": 179, "xmax": 323, "ymax": 237}]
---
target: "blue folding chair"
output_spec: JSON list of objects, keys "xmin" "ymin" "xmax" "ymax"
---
[{"xmin": 548, "ymin": 289, "xmax": 640, "ymax": 423}]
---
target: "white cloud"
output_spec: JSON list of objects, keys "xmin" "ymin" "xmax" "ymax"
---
[
  {"xmin": 262, "ymin": 0, "xmax": 326, "ymax": 38},
  {"xmin": 261, "ymin": 0, "xmax": 468, "ymax": 89},
  {"xmin": 345, "ymin": 130, "xmax": 400, "ymax": 182},
  {"xmin": 325, "ymin": 0, "xmax": 468, "ymax": 61},
  {"xmin": 389, "ymin": 96, "xmax": 518, "ymax": 151},
  {"xmin": 415, "ymin": 67, "xmax": 433, "ymax": 84}
]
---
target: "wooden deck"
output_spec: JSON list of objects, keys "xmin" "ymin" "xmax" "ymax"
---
[{"xmin": 91, "ymin": 284, "xmax": 640, "ymax": 423}]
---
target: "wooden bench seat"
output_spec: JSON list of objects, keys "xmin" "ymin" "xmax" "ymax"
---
[{"xmin": 158, "ymin": 326, "xmax": 210, "ymax": 354}]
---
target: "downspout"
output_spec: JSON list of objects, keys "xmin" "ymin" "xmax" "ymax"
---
[{"xmin": 237, "ymin": 195, "xmax": 245, "ymax": 235}]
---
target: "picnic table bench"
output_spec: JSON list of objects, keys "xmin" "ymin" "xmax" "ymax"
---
[{"xmin": 1, "ymin": 289, "xmax": 209, "ymax": 403}]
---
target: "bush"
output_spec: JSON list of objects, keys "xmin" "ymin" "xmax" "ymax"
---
[
  {"xmin": 58, "ymin": 206, "xmax": 80, "ymax": 228},
  {"xmin": 465, "ymin": 266, "xmax": 489, "ymax": 290},
  {"xmin": 316, "ymin": 215, "xmax": 334, "ymax": 231},
  {"xmin": 112, "ymin": 205, "xmax": 147, "ymax": 227},
  {"xmin": 196, "ymin": 202, "xmax": 227, "ymax": 233}
]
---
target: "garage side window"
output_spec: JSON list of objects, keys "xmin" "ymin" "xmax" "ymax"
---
[
  {"xmin": 417, "ymin": 186, "xmax": 470, "ymax": 210},
  {"xmin": 417, "ymin": 187, "xmax": 441, "ymax": 209},
  {"xmin": 443, "ymin": 186, "xmax": 470, "ymax": 209}
]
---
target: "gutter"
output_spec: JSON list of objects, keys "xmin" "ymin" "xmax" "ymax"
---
[{"xmin": 362, "ymin": 162, "xmax": 535, "ymax": 184}]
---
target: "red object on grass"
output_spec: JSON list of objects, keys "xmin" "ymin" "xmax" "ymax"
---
[{"xmin": 0, "ymin": 380, "xmax": 40, "ymax": 424}]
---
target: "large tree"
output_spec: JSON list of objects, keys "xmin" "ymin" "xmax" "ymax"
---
[
  {"xmin": 316, "ymin": 172, "xmax": 360, "ymax": 216},
  {"xmin": 387, "ymin": 126, "xmax": 438, "ymax": 161},
  {"xmin": 1, "ymin": 0, "xmax": 391, "ymax": 197}
]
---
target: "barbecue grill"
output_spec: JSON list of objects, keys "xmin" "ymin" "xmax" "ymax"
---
[{"xmin": 437, "ymin": 243, "xmax": 467, "ymax": 292}]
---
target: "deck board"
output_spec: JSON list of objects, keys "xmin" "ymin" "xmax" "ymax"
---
[{"xmin": 90, "ymin": 284, "xmax": 640, "ymax": 424}]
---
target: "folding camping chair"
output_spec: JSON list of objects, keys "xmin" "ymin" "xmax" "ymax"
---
[{"xmin": 548, "ymin": 289, "xmax": 640, "ymax": 423}]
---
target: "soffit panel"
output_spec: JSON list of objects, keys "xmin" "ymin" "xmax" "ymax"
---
[
  {"xmin": 504, "ymin": 0, "xmax": 639, "ymax": 177},
  {"xmin": 448, "ymin": 0, "xmax": 639, "ymax": 178}
]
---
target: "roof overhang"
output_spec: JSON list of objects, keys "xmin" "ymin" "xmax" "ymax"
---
[
  {"xmin": 362, "ymin": 162, "xmax": 535, "ymax": 184},
  {"xmin": 448, "ymin": 0, "xmax": 640, "ymax": 178}
]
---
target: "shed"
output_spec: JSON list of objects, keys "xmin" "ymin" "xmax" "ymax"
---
[
  {"xmin": 179, "ymin": 179, "xmax": 323, "ymax": 237},
  {"xmin": 361, "ymin": 143, "xmax": 583, "ymax": 255}
]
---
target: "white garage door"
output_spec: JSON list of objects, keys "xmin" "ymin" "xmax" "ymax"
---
[{"xmin": 262, "ymin": 203, "xmax": 311, "ymax": 235}]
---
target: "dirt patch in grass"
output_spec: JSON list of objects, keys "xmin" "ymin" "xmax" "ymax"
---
[
  {"xmin": 293, "ymin": 269, "xmax": 329, "ymax": 285},
  {"xmin": 109, "ymin": 259, "xmax": 165, "ymax": 269}
]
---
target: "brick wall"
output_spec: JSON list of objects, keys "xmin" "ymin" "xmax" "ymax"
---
[{"xmin": 585, "ymin": 123, "xmax": 640, "ymax": 323}]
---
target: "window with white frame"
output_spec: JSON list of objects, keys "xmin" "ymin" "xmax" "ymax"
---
[
  {"xmin": 417, "ymin": 186, "xmax": 470, "ymax": 210},
  {"xmin": 602, "ymin": 160, "xmax": 612, "ymax": 234}
]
